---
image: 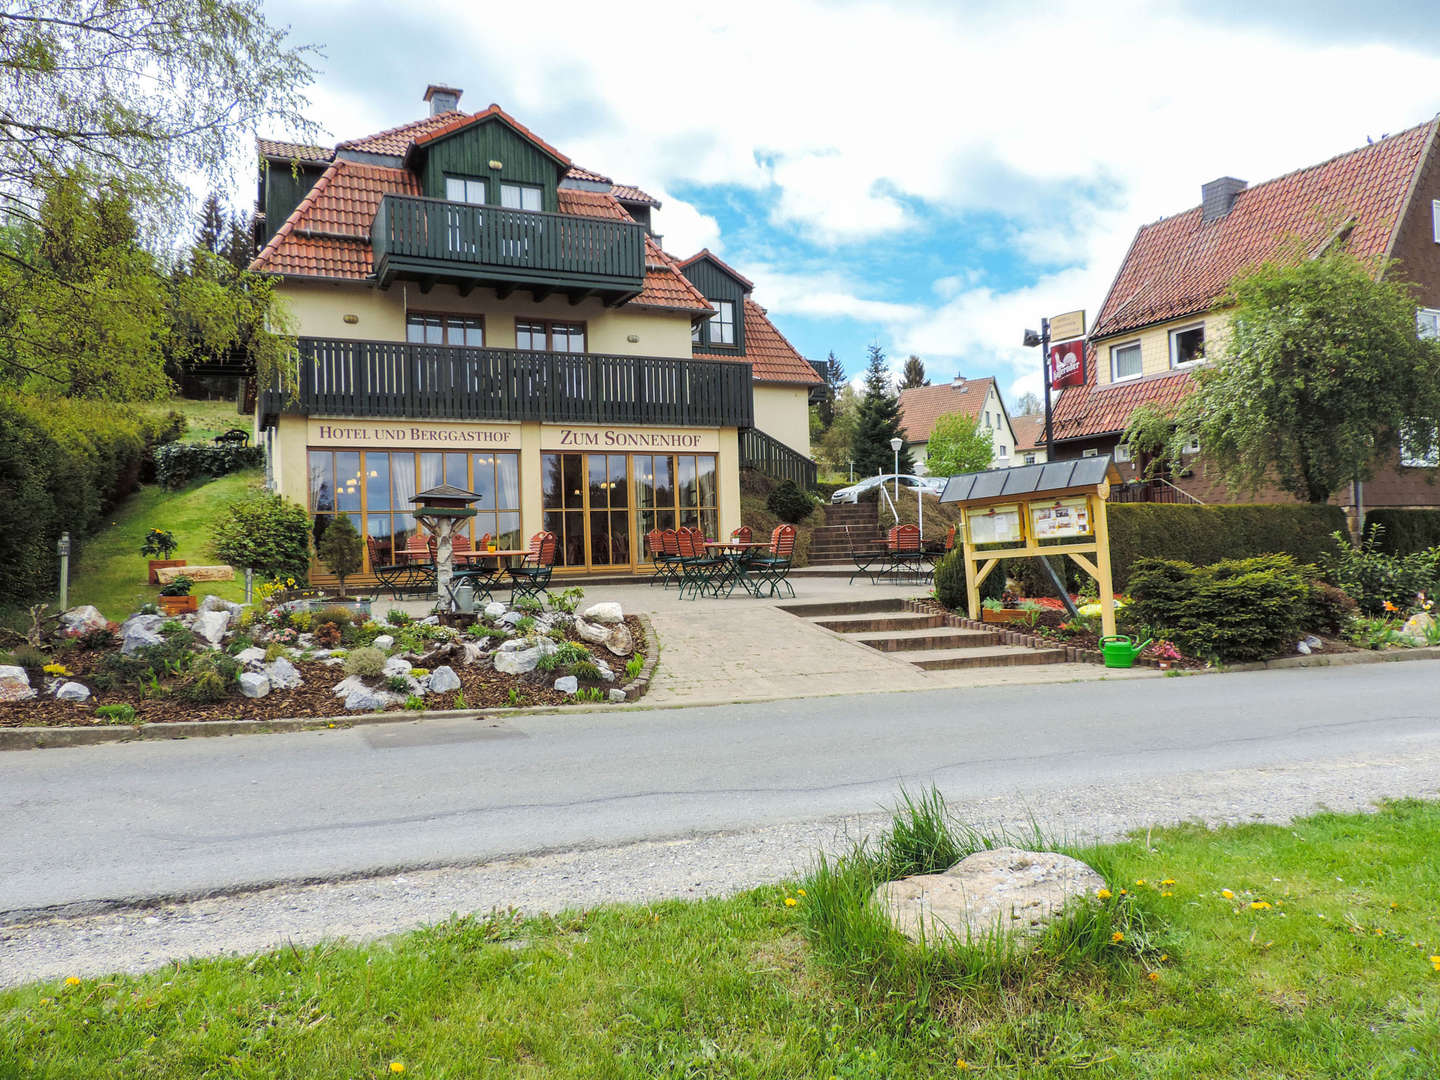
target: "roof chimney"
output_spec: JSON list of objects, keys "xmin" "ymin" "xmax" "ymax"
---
[
  {"xmin": 952, "ymin": 374, "xmax": 967, "ymax": 391},
  {"xmin": 1201, "ymin": 176, "xmax": 1246, "ymax": 223},
  {"xmin": 423, "ymin": 85, "xmax": 463, "ymax": 116}
]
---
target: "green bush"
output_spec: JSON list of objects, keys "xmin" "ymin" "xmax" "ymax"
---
[
  {"xmin": 932, "ymin": 549, "xmax": 1004, "ymax": 611},
  {"xmin": 209, "ymin": 492, "xmax": 311, "ymax": 582},
  {"xmin": 1320, "ymin": 527, "xmax": 1440, "ymax": 616},
  {"xmin": 152, "ymin": 442, "xmax": 264, "ymax": 489},
  {"xmin": 1363, "ymin": 509, "xmax": 1440, "ymax": 555},
  {"xmin": 315, "ymin": 514, "xmax": 363, "ymax": 595},
  {"xmin": 343, "ymin": 646, "xmax": 386, "ymax": 678},
  {"xmin": 175, "ymin": 651, "xmax": 239, "ymax": 704},
  {"xmin": 1108, "ymin": 504, "xmax": 1347, "ymax": 590},
  {"xmin": 1127, "ymin": 554, "xmax": 1314, "ymax": 662},
  {"xmin": 765, "ymin": 478, "xmax": 814, "ymax": 524}
]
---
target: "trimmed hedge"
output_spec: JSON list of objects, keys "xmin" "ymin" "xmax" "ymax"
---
[
  {"xmin": 154, "ymin": 441, "xmax": 264, "ymax": 489},
  {"xmin": 1362, "ymin": 509, "xmax": 1440, "ymax": 555},
  {"xmin": 1108, "ymin": 504, "xmax": 1347, "ymax": 590},
  {"xmin": 0, "ymin": 394, "xmax": 184, "ymax": 605}
]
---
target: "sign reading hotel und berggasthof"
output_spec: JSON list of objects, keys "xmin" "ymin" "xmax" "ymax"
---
[{"xmin": 308, "ymin": 421, "xmax": 519, "ymax": 447}]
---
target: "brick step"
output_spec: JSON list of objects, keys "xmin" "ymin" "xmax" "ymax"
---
[
  {"xmin": 806, "ymin": 556, "xmax": 861, "ymax": 565},
  {"xmin": 814, "ymin": 612, "xmax": 945, "ymax": 633},
  {"xmin": 907, "ymin": 645, "xmax": 1074, "ymax": 670},
  {"xmin": 854, "ymin": 627, "xmax": 1002, "ymax": 652},
  {"xmin": 777, "ymin": 597, "xmax": 908, "ymax": 618}
]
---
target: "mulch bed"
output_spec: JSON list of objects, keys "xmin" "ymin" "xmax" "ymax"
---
[{"xmin": 1, "ymin": 615, "xmax": 648, "ymax": 729}]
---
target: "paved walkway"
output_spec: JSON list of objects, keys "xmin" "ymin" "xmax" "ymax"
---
[{"xmin": 388, "ymin": 575, "xmax": 1152, "ymax": 706}]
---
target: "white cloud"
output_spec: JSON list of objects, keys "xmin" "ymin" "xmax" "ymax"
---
[{"xmin": 650, "ymin": 194, "xmax": 721, "ymax": 259}]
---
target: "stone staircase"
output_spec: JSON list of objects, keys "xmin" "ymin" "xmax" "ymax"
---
[
  {"xmin": 808, "ymin": 502, "xmax": 883, "ymax": 567},
  {"xmin": 779, "ymin": 596, "xmax": 1076, "ymax": 671}
]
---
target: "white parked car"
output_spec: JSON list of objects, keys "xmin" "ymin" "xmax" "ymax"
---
[{"xmin": 830, "ymin": 474, "xmax": 946, "ymax": 504}]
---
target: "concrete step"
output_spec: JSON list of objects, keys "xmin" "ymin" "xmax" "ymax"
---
[
  {"xmin": 814, "ymin": 612, "xmax": 945, "ymax": 633},
  {"xmin": 777, "ymin": 597, "xmax": 908, "ymax": 617},
  {"xmin": 854, "ymin": 627, "xmax": 1002, "ymax": 652},
  {"xmin": 907, "ymin": 645, "xmax": 1073, "ymax": 670}
]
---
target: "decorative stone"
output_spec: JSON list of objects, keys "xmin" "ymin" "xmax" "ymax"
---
[
  {"xmin": 344, "ymin": 687, "xmax": 401, "ymax": 712},
  {"xmin": 575, "ymin": 618, "xmax": 610, "ymax": 645},
  {"xmin": 428, "ymin": 665, "xmax": 461, "ymax": 694},
  {"xmin": 548, "ymin": 612, "xmax": 574, "ymax": 629},
  {"xmin": 235, "ymin": 646, "xmax": 267, "ymax": 667},
  {"xmin": 238, "ymin": 672, "xmax": 271, "ymax": 699},
  {"xmin": 120, "ymin": 614, "xmax": 165, "ymax": 656},
  {"xmin": 484, "ymin": 602, "xmax": 507, "ymax": 620},
  {"xmin": 603, "ymin": 624, "xmax": 635, "ymax": 657},
  {"xmin": 461, "ymin": 642, "xmax": 486, "ymax": 665},
  {"xmin": 55, "ymin": 681, "xmax": 91, "ymax": 702},
  {"xmin": 608, "ymin": 688, "xmax": 627, "ymax": 703},
  {"xmin": 873, "ymin": 847, "xmax": 1107, "ymax": 944},
  {"xmin": 1296, "ymin": 640, "xmax": 1311, "ymax": 655},
  {"xmin": 199, "ymin": 595, "xmax": 243, "ymax": 618},
  {"xmin": 500, "ymin": 611, "xmax": 525, "ymax": 627},
  {"xmin": 264, "ymin": 657, "xmax": 302, "ymax": 690},
  {"xmin": 421, "ymin": 615, "xmax": 439, "ymax": 625},
  {"xmin": 592, "ymin": 658, "xmax": 615, "ymax": 682},
  {"xmin": 0, "ymin": 665, "xmax": 35, "ymax": 703},
  {"xmin": 553, "ymin": 675, "xmax": 578, "ymax": 694},
  {"xmin": 382, "ymin": 656, "xmax": 412, "ymax": 677},
  {"xmin": 193, "ymin": 609, "xmax": 230, "ymax": 647},
  {"xmin": 60, "ymin": 605, "xmax": 108, "ymax": 636},
  {"xmin": 156, "ymin": 564, "xmax": 233, "ymax": 584},
  {"xmin": 493, "ymin": 636, "xmax": 557, "ymax": 675},
  {"xmin": 332, "ymin": 675, "xmax": 367, "ymax": 698},
  {"xmin": 1399, "ymin": 613, "xmax": 1434, "ymax": 646},
  {"xmin": 372, "ymin": 634, "xmax": 395, "ymax": 652},
  {"xmin": 582, "ymin": 602, "xmax": 623, "ymax": 624}
]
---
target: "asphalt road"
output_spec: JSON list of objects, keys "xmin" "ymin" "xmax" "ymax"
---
[{"xmin": 3, "ymin": 662, "xmax": 1439, "ymax": 918}]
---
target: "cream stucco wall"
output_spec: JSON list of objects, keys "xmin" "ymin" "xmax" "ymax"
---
[
  {"xmin": 752, "ymin": 383, "xmax": 811, "ymax": 457},
  {"xmin": 912, "ymin": 384, "xmax": 1016, "ymax": 472},
  {"xmin": 276, "ymin": 280, "xmax": 695, "ymax": 358},
  {"xmin": 1095, "ymin": 312, "xmax": 1231, "ymax": 386}
]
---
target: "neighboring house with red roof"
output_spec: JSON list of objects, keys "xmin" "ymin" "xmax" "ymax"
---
[
  {"xmin": 1008, "ymin": 413, "xmax": 1048, "ymax": 466},
  {"xmin": 897, "ymin": 376, "xmax": 1016, "ymax": 473},
  {"xmin": 249, "ymin": 85, "xmax": 817, "ymax": 578},
  {"xmin": 1050, "ymin": 118, "xmax": 1440, "ymax": 513}
]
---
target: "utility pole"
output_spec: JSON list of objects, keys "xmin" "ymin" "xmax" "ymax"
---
[{"xmin": 1023, "ymin": 319, "xmax": 1054, "ymax": 459}]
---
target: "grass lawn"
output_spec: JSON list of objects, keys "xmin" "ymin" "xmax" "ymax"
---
[
  {"xmin": 61, "ymin": 469, "xmax": 264, "ymax": 622},
  {"xmin": 5, "ymin": 800, "xmax": 1439, "ymax": 1078},
  {"xmin": 144, "ymin": 396, "xmax": 250, "ymax": 444}
]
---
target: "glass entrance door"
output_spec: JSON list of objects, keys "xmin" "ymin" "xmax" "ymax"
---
[{"xmin": 542, "ymin": 452, "xmax": 633, "ymax": 570}]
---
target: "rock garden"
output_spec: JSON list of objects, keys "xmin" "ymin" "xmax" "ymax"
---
[{"xmin": 0, "ymin": 589, "xmax": 650, "ymax": 728}]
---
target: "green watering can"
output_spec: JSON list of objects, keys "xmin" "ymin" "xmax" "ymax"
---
[{"xmin": 1100, "ymin": 635, "xmax": 1153, "ymax": 669}]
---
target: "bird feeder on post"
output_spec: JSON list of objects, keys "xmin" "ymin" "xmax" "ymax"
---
[{"xmin": 410, "ymin": 483, "xmax": 481, "ymax": 606}]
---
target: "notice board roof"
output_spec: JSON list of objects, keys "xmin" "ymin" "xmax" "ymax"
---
[{"xmin": 939, "ymin": 456, "xmax": 1120, "ymax": 505}]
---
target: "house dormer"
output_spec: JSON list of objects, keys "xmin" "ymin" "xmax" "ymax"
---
[
  {"xmin": 404, "ymin": 104, "xmax": 572, "ymax": 212},
  {"xmin": 678, "ymin": 250, "xmax": 752, "ymax": 353}
]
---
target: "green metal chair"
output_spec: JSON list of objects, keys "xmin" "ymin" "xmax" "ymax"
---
[
  {"xmin": 748, "ymin": 524, "xmax": 797, "ymax": 598},
  {"xmin": 676, "ymin": 527, "xmax": 724, "ymax": 599},
  {"xmin": 507, "ymin": 531, "xmax": 557, "ymax": 603}
]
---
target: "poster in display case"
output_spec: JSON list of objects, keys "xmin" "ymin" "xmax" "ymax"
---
[
  {"xmin": 966, "ymin": 503, "xmax": 1024, "ymax": 545},
  {"xmin": 1029, "ymin": 496, "xmax": 1092, "ymax": 540}
]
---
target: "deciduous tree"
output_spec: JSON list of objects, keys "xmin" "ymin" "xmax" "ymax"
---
[{"xmin": 923, "ymin": 413, "xmax": 994, "ymax": 477}]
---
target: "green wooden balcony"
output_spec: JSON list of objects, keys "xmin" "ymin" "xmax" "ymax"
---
[
  {"xmin": 259, "ymin": 337, "xmax": 754, "ymax": 430},
  {"xmin": 371, "ymin": 195, "xmax": 646, "ymax": 302}
]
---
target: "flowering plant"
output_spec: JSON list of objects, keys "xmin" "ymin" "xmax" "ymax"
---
[
  {"xmin": 1151, "ymin": 640, "xmax": 1182, "ymax": 661},
  {"xmin": 140, "ymin": 528, "xmax": 178, "ymax": 559}
]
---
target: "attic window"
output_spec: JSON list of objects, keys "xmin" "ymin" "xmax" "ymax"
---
[
  {"xmin": 500, "ymin": 182, "xmax": 542, "ymax": 212},
  {"xmin": 1111, "ymin": 341, "xmax": 1142, "ymax": 381},
  {"xmin": 445, "ymin": 176, "xmax": 485, "ymax": 204},
  {"xmin": 709, "ymin": 300, "xmax": 735, "ymax": 345},
  {"xmin": 1170, "ymin": 325, "xmax": 1205, "ymax": 367}
]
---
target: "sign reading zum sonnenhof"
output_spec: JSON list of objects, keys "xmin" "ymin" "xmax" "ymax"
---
[
  {"xmin": 308, "ymin": 420, "xmax": 519, "ymax": 447},
  {"xmin": 540, "ymin": 425, "xmax": 720, "ymax": 452}
]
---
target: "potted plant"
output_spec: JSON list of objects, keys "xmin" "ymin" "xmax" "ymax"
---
[
  {"xmin": 157, "ymin": 574, "xmax": 197, "ymax": 615},
  {"xmin": 980, "ymin": 597, "xmax": 1040, "ymax": 625},
  {"xmin": 1151, "ymin": 639, "xmax": 1182, "ymax": 671},
  {"xmin": 141, "ymin": 528, "xmax": 185, "ymax": 584}
]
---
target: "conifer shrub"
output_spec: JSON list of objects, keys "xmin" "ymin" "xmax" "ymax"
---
[
  {"xmin": 343, "ymin": 646, "xmax": 386, "ymax": 678},
  {"xmin": 765, "ymin": 479, "xmax": 814, "ymax": 524}
]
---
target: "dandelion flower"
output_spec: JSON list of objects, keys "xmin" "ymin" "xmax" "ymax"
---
[
  {"xmin": 389, "ymin": 1064, "xmax": 406, "ymax": 1074},
  {"xmin": 1221, "ymin": 889, "xmax": 1235, "ymax": 900},
  {"xmin": 956, "ymin": 1059, "xmax": 972, "ymax": 1071},
  {"xmin": 784, "ymin": 897, "xmax": 797, "ymax": 907},
  {"xmin": 1161, "ymin": 891, "xmax": 1174, "ymax": 898},
  {"xmin": 1159, "ymin": 954, "xmax": 1169, "ymax": 963},
  {"xmin": 1135, "ymin": 879, "xmax": 1146, "ymax": 886},
  {"xmin": 1120, "ymin": 888, "xmax": 1129, "ymax": 897},
  {"xmin": 1390, "ymin": 901, "xmax": 1399, "ymax": 910},
  {"xmin": 1161, "ymin": 878, "xmax": 1176, "ymax": 886},
  {"xmin": 64, "ymin": 977, "xmax": 80, "ymax": 987},
  {"xmin": 1251, "ymin": 901, "xmax": 1272, "ymax": 911},
  {"xmin": 1430, "ymin": 955, "xmax": 1440, "ymax": 964},
  {"xmin": 1111, "ymin": 931, "xmax": 1124, "ymax": 944},
  {"xmin": 1147, "ymin": 971, "xmax": 1159, "ymax": 982},
  {"xmin": 797, "ymin": 889, "xmax": 806, "ymax": 897},
  {"xmin": 1096, "ymin": 888, "xmax": 1112, "ymax": 900}
]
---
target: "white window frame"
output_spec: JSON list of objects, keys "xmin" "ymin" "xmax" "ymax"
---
[
  {"xmin": 1401, "ymin": 422, "xmax": 1440, "ymax": 468},
  {"xmin": 1184, "ymin": 436, "xmax": 1201, "ymax": 455},
  {"xmin": 1417, "ymin": 308, "xmax": 1440, "ymax": 340},
  {"xmin": 1082, "ymin": 448, "xmax": 1099, "ymax": 458},
  {"xmin": 1023, "ymin": 453, "xmax": 1037, "ymax": 465},
  {"xmin": 709, "ymin": 300, "xmax": 736, "ymax": 345},
  {"xmin": 1110, "ymin": 340, "xmax": 1143, "ymax": 382},
  {"xmin": 1169, "ymin": 323, "xmax": 1206, "ymax": 368},
  {"xmin": 445, "ymin": 176, "xmax": 486, "ymax": 204},
  {"xmin": 1432, "ymin": 199, "xmax": 1440, "ymax": 244},
  {"xmin": 1114, "ymin": 443, "xmax": 1132, "ymax": 463},
  {"xmin": 499, "ymin": 182, "xmax": 543, "ymax": 212}
]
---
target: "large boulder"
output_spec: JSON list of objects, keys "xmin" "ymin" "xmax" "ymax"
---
[
  {"xmin": 1400, "ymin": 612, "xmax": 1434, "ymax": 646},
  {"xmin": 382, "ymin": 656, "xmax": 412, "ymax": 678},
  {"xmin": 344, "ymin": 686, "xmax": 401, "ymax": 712},
  {"xmin": 235, "ymin": 646, "xmax": 267, "ymax": 668},
  {"xmin": 264, "ymin": 657, "xmax": 302, "ymax": 691},
  {"xmin": 193, "ymin": 609, "xmax": 231, "ymax": 647},
  {"xmin": 493, "ymin": 636, "xmax": 557, "ymax": 675},
  {"xmin": 603, "ymin": 624, "xmax": 635, "ymax": 657},
  {"xmin": 198, "ymin": 595, "xmax": 243, "ymax": 619},
  {"xmin": 120, "ymin": 614, "xmax": 165, "ymax": 656},
  {"xmin": 553, "ymin": 674, "xmax": 578, "ymax": 694},
  {"xmin": 574, "ymin": 618, "xmax": 610, "ymax": 645},
  {"xmin": 238, "ymin": 672, "xmax": 270, "ymax": 699},
  {"xmin": 54, "ymin": 681, "xmax": 91, "ymax": 702},
  {"xmin": 483, "ymin": 602, "xmax": 507, "ymax": 620},
  {"xmin": 60, "ymin": 605, "xmax": 108, "ymax": 636},
  {"xmin": 873, "ymin": 847, "xmax": 1107, "ymax": 944},
  {"xmin": 608, "ymin": 688, "xmax": 627, "ymax": 703},
  {"xmin": 428, "ymin": 665, "xmax": 461, "ymax": 694},
  {"xmin": 582, "ymin": 602, "xmax": 623, "ymax": 624},
  {"xmin": 0, "ymin": 665, "xmax": 36, "ymax": 703}
]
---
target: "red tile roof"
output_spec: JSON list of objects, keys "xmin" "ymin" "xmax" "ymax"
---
[
  {"xmin": 556, "ymin": 187, "xmax": 632, "ymax": 220},
  {"xmin": 407, "ymin": 104, "xmax": 571, "ymax": 167},
  {"xmin": 335, "ymin": 111, "xmax": 462, "ymax": 155},
  {"xmin": 257, "ymin": 138, "xmax": 333, "ymax": 164},
  {"xmin": 1049, "ymin": 345, "xmax": 1196, "ymax": 441},
  {"xmin": 1009, "ymin": 413, "xmax": 1046, "ymax": 451},
  {"xmin": 627, "ymin": 239, "xmax": 714, "ymax": 314},
  {"xmin": 678, "ymin": 248, "xmax": 754, "ymax": 290},
  {"xmin": 695, "ymin": 299, "xmax": 818, "ymax": 385},
  {"xmin": 897, "ymin": 378, "xmax": 997, "ymax": 443},
  {"xmin": 1092, "ymin": 119, "xmax": 1437, "ymax": 341},
  {"xmin": 610, "ymin": 184, "xmax": 660, "ymax": 207},
  {"xmin": 566, "ymin": 165, "xmax": 612, "ymax": 183}
]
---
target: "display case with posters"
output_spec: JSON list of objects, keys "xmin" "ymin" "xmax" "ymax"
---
[
  {"xmin": 965, "ymin": 503, "xmax": 1024, "ymax": 545},
  {"xmin": 1029, "ymin": 496, "xmax": 1092, "ymax": 540}
]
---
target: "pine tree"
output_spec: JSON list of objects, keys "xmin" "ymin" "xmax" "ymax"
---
[
  {"xmin": 197, "ymin": 192, "xmax": 226, "ymax": 254},
  {"xmin": 899, "ymin": 354, "xmax": 928, "ymax": 388},
  {"xmin": 813, "ymin": 350, "xmax": 847, "ymax": 428},
  {"xmin": 851, "ymin": 344, "xmax": 914, "ymax": 476}
]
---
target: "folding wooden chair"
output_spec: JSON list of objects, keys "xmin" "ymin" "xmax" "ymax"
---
[
  {"xmin": 675, "ymin": 527, "xmax": 724, "ymax": 600},
  {"xmin": 749, "ymin": 524, "xmax": 797, "ymax": 598},
  {"xmin": 506, "ymin": 531, "xmax": 557, "ymax": 602}
]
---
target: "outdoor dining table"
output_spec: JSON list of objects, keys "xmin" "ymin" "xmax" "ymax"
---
[
  {"xmin": 703, "ymin": 541, "xmax": 768, "ymax": 597},
  {"xmin": 445, "ymin": 548, "xmax": 531, "ymax": 610}
]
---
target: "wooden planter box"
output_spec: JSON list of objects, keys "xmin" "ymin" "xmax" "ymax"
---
[
  {"xmin": 147, "ymin": 558, "xmax": 186, "ymax": 584},
  {"xmin": 981, "ymin": 608, "xmax": 1035, "ymax": 625},
  {"xmin": 158, "ymin": 594, "xmax": 198, "ymax": 616}
]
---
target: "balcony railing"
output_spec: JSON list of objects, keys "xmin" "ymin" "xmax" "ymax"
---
[
  {"xmin": 371, "ymin": 194, "xmax": 646, "ymax": 298},
  {"xmin": 260, "ymin": 337, "xmax": 754, "ymax": 429}
]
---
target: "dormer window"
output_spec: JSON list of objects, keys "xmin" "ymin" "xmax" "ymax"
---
[
  {"xmin": 500, "ymin": 182, "xmax": 542, "ymax": 212},
  {"xmin": 709, "ymin": 300, "xmax": 736, "ymax": 345},
  {"xmin": 445, "ymin": 176, "xmax": 485, "ymax": 204}
]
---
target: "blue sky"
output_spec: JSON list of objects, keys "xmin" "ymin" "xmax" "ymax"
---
[{"xmin": 252, "ymin": 0, "xmax": 1440, "ymax": 405}]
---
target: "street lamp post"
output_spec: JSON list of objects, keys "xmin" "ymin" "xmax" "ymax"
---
[
  {"xmin": 1023, "ymin": 320, "xmax": 1053, "ymax": 458},
  {"xmin": 890, "ymin": 437, "xmax": 902, "ymax": 503}
]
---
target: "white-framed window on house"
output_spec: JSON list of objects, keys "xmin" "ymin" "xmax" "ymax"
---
[
  {"xmin": 444, "ymin": 176, "xmax": 486, "ymax": 255},
  {"xmin": 1432, "ymin": 199, "xmax": 1440, "ymax": 244},
  {"xmin": 709, "ymin": 300, "xmax": 736, "ymax": 345},
  {"xmin": 445, "ymin": 176, "xmax": 486, "ymax": 204},
  {"xmin": 499, "ymin": 183, "xmax": 543, "ymax": 212},
  {"xmin": 1170, "ymin": 324, "xmax": 1205, "ymax": 367},
  {"xmin": 1111, "ymin": 341, "xmax": 1143, "ymax": 381},
  {"xmin": 1114, "ymin": 443, "xmax": 1132, "ymax": 463},
  {"xmin": 1401, "ymin": 422, "xmax": 1440, "ymax": 468},
  {"xmin": 1023, "ymin": 453, "xmax": 1037, "ymax": 465},
  {"xmin": 1417, "ymin": 308, "xmax": 1440, "ymax": 339},
  {"xmin": 1184, "ymin": 436, "xmax": 1201, "ymax": 455},
  {"xmin": 1082, "ymin": 448, "xmax": 1098, "ymax": 458}
]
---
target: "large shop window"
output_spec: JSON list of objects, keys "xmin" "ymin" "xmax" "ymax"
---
[
  {"xmin": 308, "ymin": 449, "xmax": 519, "ymax": 569},
  {"xmin": 637, "ymin": 453, "xmax": 717, "ymax": 544},
  {"xmin": 407, "ymin": 313, "xmax": 484, "ymax": 348}
]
